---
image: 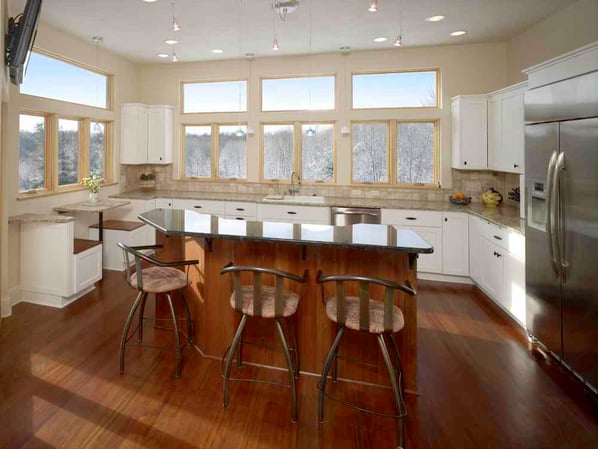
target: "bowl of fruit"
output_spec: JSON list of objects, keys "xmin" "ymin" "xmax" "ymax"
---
[
  {"xmin": 449, "ymin": 192, "xmax": 472, "ymax": 205},
  {"xmin": 481, "ymin": 187, "xmax": 503, "ymax": 207}
]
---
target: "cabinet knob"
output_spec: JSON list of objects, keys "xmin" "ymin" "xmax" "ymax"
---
[
  {"xmin": 496, "ymin": 252, "xmax": 502, "ymax": 258},
  {"xmin": 464, "ymin": 161, "xmax": 468, "ymax": 166},
  {"xmin": 444, "ymin": 217, "xmax": 448, "ymax": 222},
  {"xmin": 514, "ymin": 164, "xmax": 519, "ymax": 168},
  {"xmin": 160, "ymin": 157, "xmax": 163, "ymax": 161}
]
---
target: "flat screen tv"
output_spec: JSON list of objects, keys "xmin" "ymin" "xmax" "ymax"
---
[{"xmin": 5, "ymin": 0, "xmax": 43, "ymax": 85}]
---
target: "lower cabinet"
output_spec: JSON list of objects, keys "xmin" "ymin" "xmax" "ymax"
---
[
  {"xmin": 442, "ymin": 212, "xmax": 469, "ymax": 276},
  {"xmin": 479, "ymin": 237, "xmax": 505, "ymax": 301},
  {"xmin": 105, "ymin": 198, "xmax": 157, "ymax": 245},
  {"xmin": 258, "ymin": 204, "xmax": 330, "ymax": 224},
  {"xmin": 395, "ymin": 225, "xmax": 442, "ymax": 273}
]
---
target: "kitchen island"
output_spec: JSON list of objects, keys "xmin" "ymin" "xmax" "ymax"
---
[{"xmin": 139, "ymin": 208, "xmax": 432, "ymax": 391}]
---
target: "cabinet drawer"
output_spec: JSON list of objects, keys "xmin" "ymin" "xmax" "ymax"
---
[
  {"xmin": 259, "ymin": 204, "xmax": 330, "ymax": 224},
  {"xmin": 478, "ymin": 220, "xmax": 509, "ymax": 251},
  {"xmin": 155, "ymin": 198, "xmax": 173, "ymax": 209},
  {"xmin": 224, "ymin": 201, "xmax": 257, "ymax": 217},
  {"xmin": 381, "ymin": 209, "xmax": 442, "ymax": 227},
  {"xmin": 172, "ymin": 199, "xmax": 225, "ymax": 215}
]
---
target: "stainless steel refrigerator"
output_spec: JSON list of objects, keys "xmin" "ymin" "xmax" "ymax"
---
[{"xmin": 525, "ymin": 70, "xmax": 598, "ymax": 393}]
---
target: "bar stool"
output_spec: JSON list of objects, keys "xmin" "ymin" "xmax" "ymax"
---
[
  {"xmin": 220, "ymin": 264, "xmax": 307, "ymax": 422},
  {"xmin": 118, "ymin": 243, "xmax": 198, "ymax": 378},
  {"xmin": 316, "ymin": 272, "xmax": 416, "ymax": 449}
]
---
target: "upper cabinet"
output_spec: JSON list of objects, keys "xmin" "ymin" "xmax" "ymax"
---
[
  {"xmin": 487, "ymin": 82, "xmax": 527, "ymax": 174},
  {"xmin": 121, "ymin": 103, "xmax": 173, "ymax": 165},
  {"xmin": 451, "ymin": 95, "xmax": 488, "ymax": 170}
]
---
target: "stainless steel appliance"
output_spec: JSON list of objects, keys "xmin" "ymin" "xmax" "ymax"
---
[
  {"xmin": 331, "ymin": 207, "xmax": 381, "ymax": 226},
  {"xmin": 525, "ymin": 70, "xmax": 598, "ymax": 393}
]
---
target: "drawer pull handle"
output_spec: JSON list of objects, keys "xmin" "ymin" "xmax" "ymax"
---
[
  {"xmin": 235, "ymin": 208, "xmax": 245, "ymax": 211},
  {"xmin": 287, "ymin": 211, "xmax": 297, "ymax": 215},
  {"xmin": 193, "ymin": 205, "xmax": 202, "ymax": 209},
  {"xmin": 235, "ymin": 217, "xmax": 245, "ymax": 221},
  {"xmin": 493, "ymin": 235, "xmax": 502, "ymax": 241},
  {"xmin": 406, "ymin": 217, "xmax": 417, "ymax": 220}
]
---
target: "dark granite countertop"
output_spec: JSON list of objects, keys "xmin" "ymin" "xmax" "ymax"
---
[
  {"xmin": 114, "ymin": 189, "xmax": 524, "ymax": 235},
  {"xmin": 139, "ymin": 209, "xmax": 434, "ymax": 254}
]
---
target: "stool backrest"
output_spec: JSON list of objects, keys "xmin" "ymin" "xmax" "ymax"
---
[
  {"xmin": 119, "ymin": 242, "xmax": 145, "ymax": 290},
  {"xmin": 220, "ymin": 265, "xmax": 307, "ymax": 317},
  {"xmin": 317, "ymin": 272, "xmax": 415, "ymax": 332}
]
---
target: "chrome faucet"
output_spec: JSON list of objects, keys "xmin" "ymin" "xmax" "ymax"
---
[{"xmin": 289, "ymin": 171, "xmax": 301, "ymax": 196}]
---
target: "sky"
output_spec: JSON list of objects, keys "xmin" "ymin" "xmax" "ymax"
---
[{"xmin": 353, "ymin": 71, "xmax": 436, "ymax": 108}]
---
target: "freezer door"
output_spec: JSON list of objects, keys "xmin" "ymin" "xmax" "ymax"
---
[
  {"xmin": 559, "ymin": 118, "xmax": 598, "ymax": 389},
  {"xmin": 525, "ymin": 122, "xmax": 562, "ymax": 357}
]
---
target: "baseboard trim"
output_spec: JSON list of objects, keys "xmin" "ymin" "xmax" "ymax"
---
[
  {"xmin": 417, "ymin": 272, "xmax": 474, "ymax": 284},
  {"xmin": 1, "ymin": 296, "xmax": 11, "ymax": 318},
  {"xmin": 19, "ymin": 285, "xmax": 96, "ymax": 309}
]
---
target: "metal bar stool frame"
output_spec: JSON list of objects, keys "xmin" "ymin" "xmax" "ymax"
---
[
  {"xmin": 220, "ymin": 264, "xmax": 307, "ymax": 422},
  {"xmin": 316, "ymin": 271, "xmax": 416, "ymax": 449},
  {"xmin": 118, "ymin": 243, "xmax": 198, "ymax": 378}
]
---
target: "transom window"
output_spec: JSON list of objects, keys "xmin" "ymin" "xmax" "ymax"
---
[
  {"xmin": 183, "ymin": 80, "xmax": 247, "ymax": 114},
  {"xmin": 20, "ymin": 51, "xmax": 110, "ymax": 109},
  {"xmin": 352, "ymin": 121, "xmax": 438, "ymax": 186},
  {"xmin": 262, "ymin": 76, "xmax": 335, "ymax": 111},
  {"xmin": 262, "ymin": 122, "xmax": 335, "ymax": 183},
  {"xmin": 352, "ymin": 70, "xmax": 438, "ymax": 109},
  {"xmin": 183, "ymin": 124, "xmax": 247, "ymax": 180}
]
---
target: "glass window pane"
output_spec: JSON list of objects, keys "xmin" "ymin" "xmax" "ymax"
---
[
  {"xmin": 21, "ymin": 52, "xmax": 109, "ymax": 108},
  {"xmin": 263, "ymin": 124, "xmax": 294, "ymax": 180},
  {"xmin": 352, "ymin": 123, "xmax": 388, "ymax": 183},
  {"xmin": 262, "ymin": 76, "xmax": 335, "ymax": 111},
  {"xmin": 183, "ymin": 81, "xmax": 247, "ymax": 113},
  {"xmin": 352, "ymin": 71, "xmax": 437, "ymax": 109},
  {"xmin": 397, "ymin": 122, "xmax": 435, "ymax": 184},
  {"xmin": 58, "ymin": 119, "xmax": 80, "ymax": 186},
  {"xmin": 185, "ymin": 126, "xmax": 212, "ymax": 177},
  {"xmin": 19, "ymin": 114, "xmax": 46, "ymax": 192},
  {"xmin": 301, "ymin": 124, "xmax": 334, "ymax": 181},
  {"xmin": 90, "ymin": 122, "xmax": 105, "ymax": 178},
  {"xmin": 218, "ymin": 125, "xmax": 247, "ymax": 179}
]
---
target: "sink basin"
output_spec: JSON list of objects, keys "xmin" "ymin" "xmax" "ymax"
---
[{"xmin": 263, "ymin": 195, "xmax": 326, "ymax": 204}]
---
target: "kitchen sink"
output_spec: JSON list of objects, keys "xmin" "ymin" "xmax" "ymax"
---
[{"xmin": 263, "ymin": 195, "xmax": 326, "ymax": 204}]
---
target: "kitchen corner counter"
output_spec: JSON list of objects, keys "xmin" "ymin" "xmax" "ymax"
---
[
  {"xmin": 8, "ymin": 213, "xmax": 75, "ymax": 224},
  {"xmin": 111, "ymin": 189, "xmax": 524, "ymax": 234}
]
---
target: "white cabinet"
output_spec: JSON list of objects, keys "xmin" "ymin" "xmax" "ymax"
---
[
  {"xmin": 409, "ymin": 226, "xmax": 442, "ymax": 273},
  {"xmin": 120, "ymin": 103, "xmax": 173, "ymax": 165},
  {"xmin": 172, "ymin": 199, "xmax": 225, "ymax": 216},
  {"xmin": 504, "ymin": 248, "xmax": 526, "ymax": 326},
  {"xmin": 442, "ymin": 212, "xmax": 469, "ymax": 276},
  {"xmin": 258, "ymin": 204, "xmax": 330, "ymax": 225},
  {"xmin": 224, "ymin": 201, "xmax": 257, "ymax": 220},
  {"xmin": 487, "ymin": 83, "xmax": 526, "ymax": 174},
  {"xmin": 469, "ymin": 216, "xmax": 483, "ymax": 283},
  {"xmin": 451, "ymin": 95, "xmax": 488, "ymax": 170},
  {"xmin": 479, "ymin": 237, "xmax": 504, "ymax": 301},
  {"xmin": 156, "ymin": 198, "xmax": 174, "ymax": 209},
  {"xmin": 106, "ymin": 198, "xmax": 157, "ymax": 245}
]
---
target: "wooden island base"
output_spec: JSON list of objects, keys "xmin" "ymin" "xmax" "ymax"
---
[{"xmin": 157, "ymin": 233, "xmax": 418, "ymax": 392}]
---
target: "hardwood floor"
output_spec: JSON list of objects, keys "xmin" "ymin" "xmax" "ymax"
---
[{"xmin": 0, "ymin": 272, "xmax": 596, "ymax": 449}]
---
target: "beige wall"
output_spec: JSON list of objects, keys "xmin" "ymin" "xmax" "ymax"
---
[
  {"xmin": 139, "ymin": 42, "xmax": 507, "ymax": 188},
  {"xmin": 506, "ymin": 0, "xmax": 598, "ymax": 83},
  {"xmin": 0, "ymin": 22, "xmax": 140, "ymax": 315}
]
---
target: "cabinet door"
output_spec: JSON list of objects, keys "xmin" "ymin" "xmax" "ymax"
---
[
  {"xmin": 480, "ymin": 238, "xmax": 504, "ymax": 301},
  {"xmin": 487, "ymin": 97, "xmax": 502, "ymax": 170},
  {"xmin": 503, "ymin": 250, "xmax": 526, "ymax": 326},
  {"xmin": 451, "ymin": 96, "xmax": 487, "ymax": 169},
  {"xmin": 442, "ymin": 212, "xmax": 469, "ymax": 276},
  {"xmin": 410, "ymin": 226, "xmax": 442, "ymax": 273},
  {"xmin": 469, "ymin": 216, "xmax": 482, "ymax": 283},
  {"xmin": 155, "ymin": 198, "xmax": 174, "ymax": 209},
  {"xmin": 147, "ymin": 106, "xmax": 173, "ymax": 164},
  {"xmin": 120, "ymin": 104, "xmax": 148, "ymax": 164},
  {"xmin": 500, "ymin": 92, "xmax": 524, "ymax": 174}
]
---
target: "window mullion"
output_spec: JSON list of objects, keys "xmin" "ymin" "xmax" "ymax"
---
[
  {"xmin": 47, "ymin": 115, "xmax": 57, "ymax": 191},
  {"xmin": 294, "ymin": 122, "xmax": 301, "ymax": 175},
  {"xmin": 80, "ymin": 119, "xmax": 90, "ymax": 179},
  {"xmin": 390, "ymin": 120, "xmax": 397, "ymax": 185},
  {"xmin": 212, "ymin": 124, "xmax": 219, "ymax": 179}
]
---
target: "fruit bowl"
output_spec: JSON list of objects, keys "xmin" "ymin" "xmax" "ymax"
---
[
  {"xmin": 449, "ymin": 195, "xmax": 472, "ymax": 205},
  {"xmin": 482, "ymin": 188, "xmax": 503, "ymax": 207}
]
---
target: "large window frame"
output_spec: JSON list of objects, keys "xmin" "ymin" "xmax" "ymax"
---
[
  {"xmin": 180, "ymin": 122, "xmax": 249, "ymax": 181},
  {"xmin": 260, "ymin": 121, "xmax": 336, "ymax": 185},
  {"xmin": 351, "ymin": 119, "xmax": 439, "ymax": 188},
  {"xmin": 351, "ymin": 69, "xmax": 440, "ymax": 110},
  {"xmin": 260, "ymin": 74, "xmax": 337, "ymax": 112},
  {"xmin": 181, "ymin": 79, "xmax": 248, "ymax": 115},
  {"xmin": 18, "ymin": 111, "xmax": 113, "ymax": 196}
]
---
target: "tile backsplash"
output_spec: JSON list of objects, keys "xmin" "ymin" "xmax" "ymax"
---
[{"xmin": 121, "ymin": 165, "xmax": 520, "ymax": 206}]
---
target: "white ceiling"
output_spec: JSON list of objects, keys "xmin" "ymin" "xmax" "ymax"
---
[{"xmin": 12, "ymin": 0, "xmax": 575, "ymax": 63}]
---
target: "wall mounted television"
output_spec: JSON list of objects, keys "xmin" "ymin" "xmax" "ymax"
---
[{"xmin": 5, "ymin": 0, "xmax": 43, "ymax": 85}]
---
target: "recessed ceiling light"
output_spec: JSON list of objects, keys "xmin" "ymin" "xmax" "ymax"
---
[
  {"xmin": 425, "ymin": 15, "xmax": 445, "ymax": 22},
  {"xmin": 373, "ymin": 37, "xmax": 388, "ymax": 43},
  {"xmin": 142, "ymin": 0, "xmax": 158, "ymax": 3},
  {"xmin": 450, "ymin": 30, "xmax": 467, "ymax": 36},
  {"xmin": 157, "ymin": 53, "xmax": 169, "ymax": 58},
  {"xmin": 164, "ymin": 39, "xmax": 178, "ymax": 45},
  {"xmin": 212, "ymin": 49, "xmax": 224, "ymax": 54}
]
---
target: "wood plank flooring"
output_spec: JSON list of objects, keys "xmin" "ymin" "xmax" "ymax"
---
[{"xmin": 0, "ymin": 272, "xmax": 596, "ymax": 449}]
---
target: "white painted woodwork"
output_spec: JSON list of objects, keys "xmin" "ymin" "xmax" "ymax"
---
[
  {"xmin": 442, "ymin": 212, "xmax": 469, "ymax": 276},
  {"xmin": 155, "ymin": 198, "xmax": 174, "ymax": 209},
  {"xmin": 258, "ymin": 204, "xmax": 330, "ymax": 224},
  {"xmin": 120, "ymin": 103, "xmax": 173, "ymax": 165},
  {"xmin": 469, "ymin": 216, "xmax": 483, "ymax": 284},
  {"xmin": 89, "ymin": 226, "xmax": 145, "ymax": 271},
  {"xmin": 147, "ymin": 105, "xmax": 173, "ymax": 164},
  {"xmin": 105, "ymin": 199, "xmax": 157, "ymax": 245},
  {"xmin": 380, "ymin": 209, "xmax": 442, "ymax": 227},
  {"xmin": 74, "ymin": 244, "xmax": 103, "ymax": 291},
  {"xmin": 172, "ymin": 199, "xmax": 226, "ymax": 215},
  {"xmin": 451, "ymin": 95, "xmax": 488, "ymax": 170},
  {"xmin": 479, "ymin": 237, "xmax": 505, "ymax": 301},
  {"xmin": 224, "ymin": 201, "xmax": 258, "ymax": 220}
]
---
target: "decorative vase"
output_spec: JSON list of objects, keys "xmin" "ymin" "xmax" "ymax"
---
[{"xmin": 88, "ymin": 191, "xmax": 99, "ymax": 205}]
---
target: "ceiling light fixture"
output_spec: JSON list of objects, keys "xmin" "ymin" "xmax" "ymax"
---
[
  {"xmin": 171, "ymin": 2, "xmax": 181, "ymax": 31},
  {"xmin": 393, "ymin": 35, "xmax": 402, "ymax": 47},
  {"xmin": 157, "ymin": 53, "xmax": 169, "ymax": 58},
  {"xmin": 212, "ymin": 49, "xmax": 224, "ymax": 54},
  {"xmin": 368, "ymin": 0, "xmax": 378, "ymax": 12},
  {"xmin": 450, "ymin": 30, "xmax": 467, "ymax": 36},
  {"xmin": 142, "ymin": 0, "xmax": 158, "ymax": 3},
  {"xmin": 272, "ymin": 0, "xmax": 299, "ymax": 21},
  {"xmin": 393, "ymin": 0, "xmax": 403, "ymax": 47},
  {"xmin": 171, "ymin": 50, "xmax": 178, "ymax": 62},
  {"xmin": 305, "ymin": 0, "xmax": 315, "ymax": 137},
  {"xmin": 235, "ymin": 0, "xmax": 246, "ymax": 138},
  {"xmin": 373, "ymin": 36, "xmax": 387, "ymax": 43},
  {"xmin": 271, "ymin": 2, "xmax": 279, "ymax": 51},
  {"xmin": 165, "ymin": 39, "xmax": 178, "ymax": 45},
  {"xmin": 425, "ymin": 15, "xmax": 445, "ymax": 22}
]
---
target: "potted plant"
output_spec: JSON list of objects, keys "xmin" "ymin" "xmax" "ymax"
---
[
  {"xmin": 139, "ymin": 172, "xmax": 157, "ymax": 190},
  {"xmin": 81, "ymin": 174, "xmax": 102, "ymax": 205}
]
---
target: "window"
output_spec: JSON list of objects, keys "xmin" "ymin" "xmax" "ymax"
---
[
  {"xmin": 352, "ymin": 70, "xmax": 438, "ymax": 109},
  {"xmin": 183, "ymin": 81, "xmax": 247, "ymax": 113},
  {"xmin": 19, "ymin": 114, "xmax": 46, "ymax": 192},
  {"xmin": 90, "ymin": 122, "xmax": 106, "ymax": 178},
  {"xmin": 183, "ymin": 124, "xmax": 247, "ymax": 179},
  {"xmin": 58, "ymin": 119, "xmax": 80, "ymax": 186},
  {"xmin": 262, "ymin": 123, "xmax": 335, "ymax": 182},
  {"xmin": 352, "ymin": 120, "xmax": 438, "ymax": 186},
  {"xmin": 20, "ymin": 51, "xmax": 110, "ymax": 109},
  {"xmin": 262, "ymin": 76, "xmax": 335, "ymax": 111}
]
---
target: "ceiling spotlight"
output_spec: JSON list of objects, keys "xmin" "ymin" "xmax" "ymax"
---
[
  {"xmin": 272, "ymin": 38, "xmax": 279, "ymax": 51},
  {"xmin": 450, "ymin": 30, "xmax": 467, "ymax": 36},
  {"xmin": 393, "ymin": 34, "xmax": 402, "ymax": 47},
  {"xmin": 272, "ymin": 1, "xmax": 300, "ymax": 21},
  {"xmin": 425, "ymin": 15, "xmax": 445, "ymax": 22},
  {"xmin": 212, "ymin": 49, "xmax": 224, "ymax": 54},
  {"xmin": 373, "ymin": 36, "xmax": 387, "ymax": 43},
  {"xmin": 172, "ymin": 19, "xmax": 181, "ymax": 31},
  {"xmin": 164, "ymin": 39, "xmax": 178, "ymax": 45},
  {"xmin": 157, "ymin": 53, "xmax": 169, "ymax": 58},
  {"xmin": 171, "ymin": 50, "xmax": 178, "ymax": 62},
  {"xmin": 368, "ymin": 0, "xmax": 378, "ymax": 12}
]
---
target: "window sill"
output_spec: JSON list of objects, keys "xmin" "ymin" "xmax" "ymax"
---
[{"xmin": 17, "ymin": 182, "xmax": 118, "ymax": 201}]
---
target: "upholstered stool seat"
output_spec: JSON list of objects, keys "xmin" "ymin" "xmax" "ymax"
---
[
  {"xmin": 325, "ymin": 296, "xmax": 405, "ymax": 334},
  {"xmin": 130, "ymin": 266, "xmax": 189, "ymax": 293},
  {"xmin": 230, "ymin": 286, "xmax": 299, "ymax": 318}
]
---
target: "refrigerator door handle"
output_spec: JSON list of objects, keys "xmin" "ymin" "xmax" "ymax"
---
[
  {"xmin": 553, "ymin": 152, "xmax": 568, "ymax": 282},
  {"xmin": 545, "ymin": 150, "xmax": 560, "ymax": 277}
]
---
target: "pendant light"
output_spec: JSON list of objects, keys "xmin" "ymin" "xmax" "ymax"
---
[
  {"xmin": 272, "ymin": 1, "xmax": 279, "ymax": 51},
  {"xmin": 368, "ymin": 0, "xmax": 378, "ymax": 13},
  {"xmin": 393, "ymin": 0, "xmax": 403, "ymax": 47},
  {"xmin": 92, "ymin": 36, "xmax": 103, "ymax": 108},
  {"xmin": 304, "ymin": 0, "xmax": 315, "ymax": 137},
  {"xmin": 171, "ymin": 2, "xmax": 181, "ymax": 31},
  {"xmin": 235, "ymin": 0, "xmax": 245, "ymax": 137}
]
